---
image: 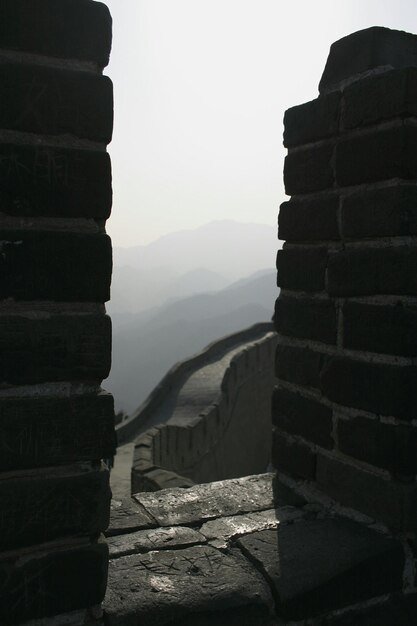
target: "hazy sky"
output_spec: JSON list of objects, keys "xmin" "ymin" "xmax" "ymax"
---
[{"xmin": 103, "ymin": 0, "xmax": 416, "ymax": 247}]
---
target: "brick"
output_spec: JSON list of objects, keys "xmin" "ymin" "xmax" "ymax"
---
[
  {"xmin": 274, "ymin": 297, "xmax": 337, "ymax": 345},
  {"xmin": 279, "ymin": 194, "xmax": 339, "ymax": 241},
  {"xmin": 343, "ymin": 301, "xmax": 417, "ymax": 356},
  {"xmin": 0, "ymin": 64, "xmax": 113, "ymax": 142},
  {"xmin": 0, "ymin": 540, "xmax": 108, "ymax": 624},
  {"xmin": 0, "ymin": 392, "xmax": 115, "ymax": 472},
  {"xmin": 343, "ymin": 67, "xmax": 417, "ymax": 130},
  {"xmin": 275, "ymin": 344, "xmax": 328, "ymax": 389},
  {"xmin": 0, "ymin": 143, "xmax": 112, "ymax": 219},
  {"xmin": 336, "ymin": 125, "xmax": 417, "ymax": 187},
  {"xmin": 284, "ymin": 143, "xmax": 334, "ymax": 195},
  {"xmin": 0, "ymin": 231, "xmax": 112, "ymax": 302},
  {"xmin": 272, "ymin": 387, "xmax": 333, "ymax": 448},
  {"xmin": 338, "ymin": 415, "xmax": 417, "ymax": 477},
  {"xmin": 342, "ymin": 183, "xmax": 417, "ymax": 239},
  {"xmin": 320, "ymin": 357, "xmax": 417, "ymax": 420},
  {"xmin": 316, "ymin": 452, "xmax": 417, "ymax": 530},
  {"xmin": 283, "ymin": 92, "xmax": 341, "ymax": 147},
  {"xmin": 0, "ymin": 465, "xmax": 111, "ymax": 550},
  {"xmin": 0, "ymin": 0, "xmax": 112, "ymax": 68},
  {"xmin": 277, "ymin": 247, "xmax": 328, "ymax": 292},
  {"xmin": 319, "ymin": 27, "xmax": 417, "ymax": 94},
  {"xmin": 328, "ymin": 247, "xmax": 417, "ymax": 296},
  {"xmin": 0, "ymin": 314, "xmax": 111, "ymax": 385},
  {"xmin": 272, "ymin": 429, "xmax": 316, "ymax": 480}
]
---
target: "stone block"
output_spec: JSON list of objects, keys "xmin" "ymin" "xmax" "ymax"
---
[
  {"xmin": 0, "ymin": 231, "xmax": 112, "ymax": 302},
  {"xmin": 343, "ymin": 67, "xmax": 417, "ymax": 130},
  {"xmin": 320, "ymin": 356, "xmax": 417, "ymax": 420},
  {"xmin": 0, "ymin": 64, "xmax": 113, "ymax": 142},
  {"xmin": 0, "ymin": 539, "xmax": 108, "ymax": 624},
  {"xmin": 0, "ymin": 391, "xmax": 115, "ymax": 471},
  {"xmin": 276, "ymin": 247, "xmax": 328, "ymax": 292},
  {"xmin": 272, "ymin": 429, "xmax": 316, "ymax": 480},
  {"xmin": 275, "ymin": 344, "xmax": 327, "ymax": 389},
  {"xmin": 0, "ymin": 464, "xmax": 111, "ymax": 550},
  {"xmin": 319, "ymin": 27, "xmax": 417, "ymax": 93},
  {"xmin": 236, "ymin": 519, "xmax": 404, "ymax": 620},
  {"xmin": 335, "ymin": 125, "xmax": 417, "ymax": 187},
  {"xmin": 283, "ymin": 91, "xmax": 341, "ymax": 147},
  {"xmin": 0, "ymin": 0, "xmax": 112, "ymax": 68},
  {"xmin": 0, "ymin": 143, "xmax": 112, "ymax": 219},
  {"xmin": 274, "ymin": 297, "xmax": 337, "ymax": 345},
  {"xmin": 327, "ymin": 247, "xmax": 417, "ymax": 296},
  {"xmin": 338, "ymin": 415, "xmax": 417, "ymax": 477},
  {"xmin": 327, "ymin": 593, "xmax": 417, "ymax": 626},
  {"xmin": 284, "ymin": 143, "xmax": 334, "ymax": 195},
  {"xmin": 0, "ymin": 314, "xmax": 111, "ymax": 385},
  {"xmin": 272, "ymin": 387, "xmax": 333, "ymax": 448},
  {"xmin": 278, "ymin": 194, "xmax": 339, "ymax": 241},
  {"xmin": 106, "ymin": 498, "xmax": 157, "ymax": 537},
  {"xmin": 342, "ymin": 183, "xmax": 417, "ymax": 239},
  {"xmin": 343, "ymin": 301, "xmax": 417, "ymax": 356},
  {"xmin": 108, "ymin": 525, "xmax": 206, "ymax": 559}
]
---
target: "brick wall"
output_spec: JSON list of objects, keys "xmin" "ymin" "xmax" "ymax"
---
[
  {"xmin": 273, "ymin": 27, "xmax": 417, "ymax": 533},
  {"xmin": 0, "ymin": 1, "xmax": 115, "ymax": 623}
]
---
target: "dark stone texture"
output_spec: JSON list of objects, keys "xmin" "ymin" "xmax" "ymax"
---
[
  {"xmin": 328, "ymin": 247, "xmax": 417, "ymax": 296},
  {"xmin": 0, "ymin": 231, "xmax": 112, "ymax": 302},
  {"xmin": 336, "ymin": 125, "xmax": 417, "ymax": 187},
  {"xmin": 316, "ymin": 453, "xmax": 417, "ymax": 530},
  {"xmin": 343, "ymin": 301, "xmax": 417, "ymax": 356},
  {"xmin": 0, "ymin": 314, "xmax": 111, "ymax": 385},
  {"xmin": 279, "ymin": 195, "xmax": 339, "ymax": 242},
  {"xmin": 108, "ymin": 525, "xmax": 206, "ymax": 559},
  {"xmin": 0, "ymin": 0, "xmax": 112, "ymax": 68},
  {"xmin": 276, "ymin": 247, "xmax": 328, "ymax": 292},
  {"xmin": 0, "ymin": 64, "xmax": 113, "ymax": 142},
  {"xmin": 237, "ymin": 519, "xmax": 404, "ymax": 620},
  {"xmin": 338, "ymin": 415, "xmax": 417, "ymax": 477},
  {"xmin": 272, "ymin": 387, "xmax": 333, "ymax": 449},
  {"xmin": 106, "ymin": 498, "xmax": 157, "ymax": 537},
  {"xmin": 342, "ymin": 183, "xmax": 417, "ymax": 239},
  {"xmin": 284, "ymin": 143, "xmax": 334, "ymax": 195},
  {"xmin": 320, "ymin": 356, "xmax": 417, "ymax": 420},
  {"xmin": 319, "ymin": 27, "xmax": 417, "ymax": 93},
  {"xmin": 274, "ymin": 297, "xmax": 337, "ymax": 345},
  {"xmin": 283, "ymin": 92, "xmax": 341, "ymax": 147},
  {"xmin": 275, "ymin": 344, "xmax": 328, "ymax": 389},
  {"xmin": 0, "ymin": 391, "xmax": 115, "ymax": 471},
  {"xmin": 343, "ymin": 67, "xmax": 417, "ymax": 130},
  {"xmin": 165, "ymin": 605, "xmax": 274, "ymax": 626},
  {"xmin": 272, "ymin": 429, "xmax": 316, "ymax": 480},
  {"xmin": 0, "ymin": 144, "xmax": 112, "ymax": 219},
  {"xmin": 326, "ymin": 592, "xmax": 417, "ymax": 626},
  {"xmin": 0, "ymin": 465, "xmax": 111, "ymax": 550},
  {"xmin": 0, "ymin": 540, "xmax": 108, "ymax": 624}
]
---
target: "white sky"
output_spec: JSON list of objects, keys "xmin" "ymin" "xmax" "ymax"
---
[{"xmin": 103, "ymin": 0, "xmax": 417, "ymax": 247}]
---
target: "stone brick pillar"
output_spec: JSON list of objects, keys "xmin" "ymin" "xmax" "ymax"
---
[
  {"xmin": 273, "ymin": 27, "xmax": 417, "ymax": 533},
  {"xmin": 0, "ymin": 1, "xmax": 115, "ymax": 623}
]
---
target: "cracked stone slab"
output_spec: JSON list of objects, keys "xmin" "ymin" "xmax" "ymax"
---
[
  {"xmin": 106, "ymin": 498, "xmax": 157, "ymax": 537},
  {"xmin": 200, "ymin": 506, "xmax": 306, "ymax": 550},
  {"xmin": 104, "ymin": 544, "xmax": 274, "ymax": 626},
  {"xmin": 133, "ymin": 473, "xmax": 304, "ymax": 527},
  {"xmin": 108, "ymin": 525, "xmax": 206, "ymax": 559},
  {"xmin": 237, "ymin": 518, "xmax": 405, "ymax": 621}
]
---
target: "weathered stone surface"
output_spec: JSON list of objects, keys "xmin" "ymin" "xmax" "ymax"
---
[
  {"xmin": 275, "ymin": 344, "xmax": 327, "ymax": 389},
  {"xmin": 327, "ymin": 592, "xmax": 417, "ymax": 625},
  {"xmin": 104, "ymin": 545, "xmax": 273, "ymax": 626},
  {"xmin": 0, "ymin": 143, "xmax": 112, "ymax": 220},
  {"xmin": 274, "ymin": 297, "xmax": 337, "ymax": 345},
  {"xmin": 0, "ymin": 539, "xmax": 108, "ymax": 624},
  {"xmin": 0, "ymin": 0, "xmax": 112, "ymax": 68},
  {"xmin": 272, "ymin": 430, "xmax": 316, "ymax": 480},
  {"xmin": 134, "ymin": 474, "xmax": 288, "ymax": 527},
  {"xmin": 0, "ymin": 391, "xmax": 115, "ymax": 471},
  {"xmin": 284, "ymin": 143, "xmax": 334, "ymax": 195},
  {"xmin": 284, "ymin": 92, "xmax": 341, "ymax": 147},
  {"xmin": 279, "ymin": 195, "xmax": 339, "ymax": 242},
  {"xmin": 0, "ymin": 64, "xmax": 113, "ymax": 142},
  {"xmin": 0, "ymin": 231, "xmax": 112, "ymax": 302},
  {"xmin": 237, "ymin": 519, "xmax": 404, "ymax": 620},
  {"xmin": 276, "ymin": 247, "xmax": 328, "ymax": 292},
  {"xmin": 108, "ymin": 525, "xmax": 206, "ymax": 559},
  {"xmin": 319, "ymin": 27, "xmax": 417, "ymax": 93},
  {"xmin": 106, "ymin": 498, "xmax": 157, "ymax": 537},
  {"xmin": 0, "ymin": 464, "xmax": 111, "ymax": 550},
  {"xmin": 0, "ymin": 314, "xmax": 111, "ymax": 385}
]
